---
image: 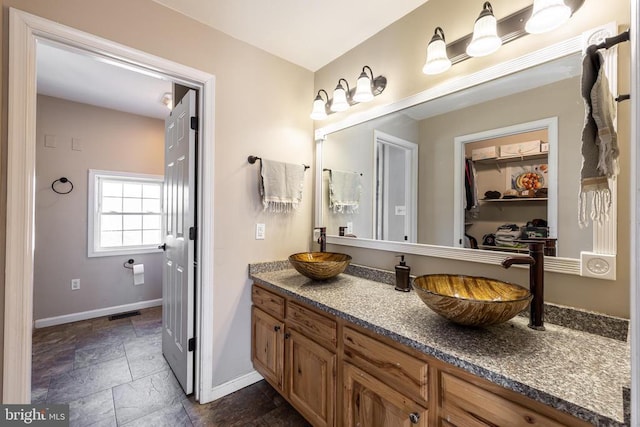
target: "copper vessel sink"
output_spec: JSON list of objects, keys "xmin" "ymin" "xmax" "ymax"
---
[
  {"xmin": 289, "ymin": 252, "xmax": 352, "ymax": 280},
  {"xmin": 413, "ymin": 274, "xmax": 532, "ymax": 327}
]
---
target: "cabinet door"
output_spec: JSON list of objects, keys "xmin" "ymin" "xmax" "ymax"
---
[
  {"xmin": 251, "ymin": 307, "xmax": 285, "ymax": 393},
  {"xmin": 286, "ymin": 328, "xmax": 336, "ymax": 427},
  {"xmin": 343, "ymin": 362, "xmax": 428, "ymax": 427}
]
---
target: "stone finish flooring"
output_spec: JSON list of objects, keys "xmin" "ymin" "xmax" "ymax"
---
[{"xmin": 32, "ymin": 307, "xmax": 310, "ymax": 426}]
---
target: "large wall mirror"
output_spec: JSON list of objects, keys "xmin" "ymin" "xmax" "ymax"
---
[{"xmin": 315, "ymin": 24, "xmax": 620, "ymax": 279}]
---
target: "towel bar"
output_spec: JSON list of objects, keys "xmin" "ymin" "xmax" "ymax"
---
[{"xmin": 248, "ymin": 155, "xmax": 309, "ymax": 170}]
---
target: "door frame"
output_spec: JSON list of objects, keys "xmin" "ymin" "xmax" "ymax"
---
[
  {"xmin": 373, "ymin": 130, "xmax": 418, "ymax": 243},
  {"xmin": 5, "ymin": 8, "xmax": 216, "ymax": 403}
]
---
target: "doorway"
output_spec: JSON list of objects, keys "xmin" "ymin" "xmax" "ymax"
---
[
  {"xmin": 6, "ymin": 9, "xmax": 215, "ymax": 403},
  {"xmin": 373, "ymin": 130, "xmax": 418, "ymax": 242}
]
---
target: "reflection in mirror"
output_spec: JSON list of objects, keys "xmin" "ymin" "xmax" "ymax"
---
[
  {"xmin": 453, "ymin": 118, "xmax": 563, "ymax": 255},
  {"xmin": 320, "ymin": 51, "xmax": 593, "ymax": 259}
]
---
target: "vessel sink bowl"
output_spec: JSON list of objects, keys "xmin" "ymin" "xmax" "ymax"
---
[
  {"xmin": 413, "ymin": 274, "xmax": 532, "ymax": 327},
  {"xmin": 289, "ymin": 252, "xmax": 352, "ymax": 280}
]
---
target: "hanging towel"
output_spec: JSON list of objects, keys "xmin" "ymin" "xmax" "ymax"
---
[
  {"xmin": 259, "ymin": 159, "xmax": 305, "ymax": 213},
  {"xmin": 329, "ymin": 170, "xmax": 361, "ymax": 214},
  {"xmin": 578, "ymin": 48, "xmax": 618, "ymax": 227}
]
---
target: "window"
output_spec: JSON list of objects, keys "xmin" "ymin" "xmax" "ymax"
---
[{"xmin": 88, "ymin": 170, "xmax": 163, "ymax": 257}]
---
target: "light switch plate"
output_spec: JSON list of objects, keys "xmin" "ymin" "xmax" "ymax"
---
[
  {"xmin": 255, "ymin": 223, "xmax": 265, "ymax": 240},
  {"xmin": 71, "ymin": 279, "xmax": 80, "ymax": 290}
]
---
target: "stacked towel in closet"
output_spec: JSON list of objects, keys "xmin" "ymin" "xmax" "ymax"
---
[
  {"xmin": 329, "ymin": 170, "xmax": 361, "ymax": 213},
  {"xmin": 260, "ymin": 159, "xmax": 305, "ymax": 213}
]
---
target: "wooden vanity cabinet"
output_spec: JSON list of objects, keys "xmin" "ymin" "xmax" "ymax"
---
[
  {"xmin": 433, "ymin": 364, "xmax": 592, "ymax": 427},
  {"xmin": 251, "ymin": 285, "xmax": 336, "ymax": 427},
  {"xmin": 252, "ymin": 284, "xmax": 594, "ymax": 427}
]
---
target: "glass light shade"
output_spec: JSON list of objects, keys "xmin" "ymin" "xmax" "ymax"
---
[
  {"xmin": 330, "ymin": 85, "xmax": 350, "ymax": 112},
  {"xmin": 353, "ymin": 73, "xmax": 374, "ymax": 103},
  {"xmin": 310, "ymin": 96, "xmax": 327, "ymax": 120},
  {"xmin": 423, "ymin": 38, "xmax": 451, "ymax": 75},
  {"xmin": 466, "ymin": 13, "xmax": 502, "ymax": 57},
  {"xmin": 525, "ymin": 0, "xmax": 571, "ymax": 34}
]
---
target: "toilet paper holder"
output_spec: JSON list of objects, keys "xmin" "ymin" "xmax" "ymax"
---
[{"xmin": 123, "ymin": 259, "xmax": 135, "ymax": 269}]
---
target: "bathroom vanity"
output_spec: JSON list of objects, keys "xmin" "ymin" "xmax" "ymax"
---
[{"xmin": 249, "ymin": 262, "xmax": 629, "ymax": 426}]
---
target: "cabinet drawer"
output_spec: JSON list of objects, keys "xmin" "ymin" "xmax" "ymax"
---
[
  {"xmin": 343, "ymin": 327, "xmax": 428, "ymax": 406},
  {"xmin": 440, "ymin": 372, "xmax": 566, "ymax": 427},
  {"xmin": 286, "ymin": 301, "xmax": 337, "ymax": 350},
  {"xmin": 252, "ymin": 285, "xmax": 285, "ymax": 319}
]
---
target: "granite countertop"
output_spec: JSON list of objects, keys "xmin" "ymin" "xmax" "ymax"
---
[{"xmin": 249, "ymin": 262, "xmax": 630, "ymax": 426}]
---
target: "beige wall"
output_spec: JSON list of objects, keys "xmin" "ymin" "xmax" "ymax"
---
[
  {"xmin": 320, "ymin": 0, "xmax": 631, "ymax": 317},
  {"xmin": 1, "ymin": 0, "xmax": 314, "ymax": 396},
  {"xmin": 34, "ymin": 95, "xmax": 164, "ymax": 320}
]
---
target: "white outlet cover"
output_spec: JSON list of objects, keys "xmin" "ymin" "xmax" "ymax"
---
[
  {"xmin": 347, "ymin": 222, "xmax": 353, "ymax": 234},
  {"xmin": 71, "ymin": 279, "xmax": 80, "ymax": 290}
]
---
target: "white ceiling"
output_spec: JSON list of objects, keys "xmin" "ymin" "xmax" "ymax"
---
[
  {"xmin": 37, "ymin": 41, "xmax": 173, "ymax": 120},
  {"xmin": 151, "ymin": 0, "xmax": 430, "ymax": 72},
  {"xmin": 36, "ymin": 1, "xmax": 430, "ymax": 120}
]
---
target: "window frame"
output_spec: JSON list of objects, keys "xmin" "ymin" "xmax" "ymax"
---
[{"xmin": 88, "ymin": 169, "xmax": 164, "ymax": 258}]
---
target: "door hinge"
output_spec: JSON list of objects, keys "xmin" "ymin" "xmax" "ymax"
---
[
  {"xmin": 189, "ymin": 226, "xmax": 197, "ymax": 241},
  {"xmin": 190, "ymin": 116, "xmax": 198, "ymax": 130},
  {"xmin": 188, "ymin": 337, "xmax": 196, "ymax": 352}
]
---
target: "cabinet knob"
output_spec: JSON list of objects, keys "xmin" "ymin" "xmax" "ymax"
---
[
  {"xmin": 273, "ymin": 325, "xmax": 280, "ymax": 332},
  {"xmin": 284, "ymin": 333, "xmax": 291, "ymax": 339},
  {"xmin": 409, "ymin": 412, "xmax": 420, "ymax": 424}
]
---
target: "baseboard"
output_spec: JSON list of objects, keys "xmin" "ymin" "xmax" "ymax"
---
[
  {"xmin": 34, "ymin": 298, "xmax": 163, "ymax": 328},
  {"xmin": 201, "ymin": 370, "xmax": 264, "ymax": 403}
]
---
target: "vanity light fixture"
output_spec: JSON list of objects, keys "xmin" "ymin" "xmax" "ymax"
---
[
  {"xmin": 466, "ymin": 2, "xmax": 502, "ymax": 57},
  {"xmin": 310, "ymin": 89, "xmax": 329, "ymax": 120},
  {"xmin": 161, "ymin": 92, "xmax": 173, "ymax": 110},
  {"xmin": 422, "ymin": 0, "xmax": 584, "ymax": 75},
  {"xmin": 423, "ymin": 27, "xmax": 452, "ymax": 75},
  {"xmin": 353, "ymin": 66, "xmax": 376, "ymax": 103},
  {"xmin": 330, "ymin": 78, "xmax": 351, "ymax": 112},
  {"xmin": 310, "ymin": 66, "xmax": 387, "ymax": 120},
  {"xmin": 525, "ymin": 0, "xmax": 571, "ymax": 34}
]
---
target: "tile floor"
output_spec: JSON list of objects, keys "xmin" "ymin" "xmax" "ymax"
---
[{"xmin": 32, "ymin": 307, "xmax": 310, "ymax": 426}]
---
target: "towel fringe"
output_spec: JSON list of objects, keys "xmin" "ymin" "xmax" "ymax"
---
[
  {"xmin": 263, "ymin": 200, "xmax": 300, "ymax": 213},
  {"xmin": 578, "ymin": 187, "xmax": 611, "ymax": 228},
  {"xmin": 331, "ymin": 203, "xmax": 359, "ymax": 214}
]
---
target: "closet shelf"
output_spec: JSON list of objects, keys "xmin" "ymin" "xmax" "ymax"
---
[
  {"xmin": 474, "ymin": 153, "xmax": 547, "ymax": 165},
  {"xmin": 480, "ymin": 197, "xmax": 548, "ymax": 203}
]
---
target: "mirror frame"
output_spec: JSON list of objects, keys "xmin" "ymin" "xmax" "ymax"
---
[{"xmin": 315, "ymin": 23, "xmax": 619, "ymax": 279}]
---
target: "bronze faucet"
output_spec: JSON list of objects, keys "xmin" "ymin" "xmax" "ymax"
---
[
  {"xmin": 315, "ymin": 227, "xmax": 327, "ymax": 252},
  {"xmin": 501, "ymin": 240, "xmax": 545, "ymax": 330}
]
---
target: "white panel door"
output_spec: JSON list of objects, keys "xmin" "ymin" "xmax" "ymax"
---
[{"xmin": 162, "ymin": 89, "xmax": 196, "ymax": 394}]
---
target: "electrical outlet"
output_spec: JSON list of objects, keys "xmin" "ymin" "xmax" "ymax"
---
[
  {"xmin": 347, "ymin": 222, "xmax": 353, "ymax": 234},
  {"xmin": 255, "ymin": 223, "xmax": 266, "ymax": 240},
  {"xmin": 313, "ymin": 229, "xmax": 321, "ymax": 240},
  {"xmin": 71, "ymin": 279, "xmax": 80, "ymax": 290}
]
